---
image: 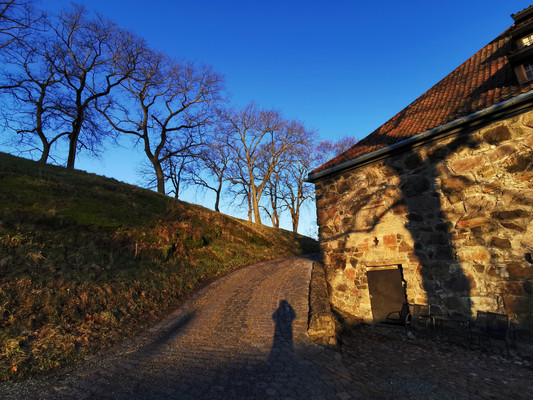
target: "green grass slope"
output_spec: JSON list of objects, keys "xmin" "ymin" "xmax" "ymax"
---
[{"xmin": 0, "ymin": 153, "xmax": 318, "ymax": 381}]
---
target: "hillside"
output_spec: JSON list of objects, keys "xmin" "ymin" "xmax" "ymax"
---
[{"xmin": 0, "ymin": 153, "xmax": 318, "ymax": 381}]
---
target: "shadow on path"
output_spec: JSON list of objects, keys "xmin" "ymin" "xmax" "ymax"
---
[{"xmin": 269, "ymin": 300, "xmax": 296, "ymax": 361}]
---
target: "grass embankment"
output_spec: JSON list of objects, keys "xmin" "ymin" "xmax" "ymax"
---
[{"xmin": 0, "ymin": 153, "xmax": 318, "ymax": 381}]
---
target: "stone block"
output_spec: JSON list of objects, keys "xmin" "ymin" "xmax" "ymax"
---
[
  {"xmin": 444, "ymin": 296, "xmax": 463, "ymax": 311},
  {"xmin": 404, "ymin": 153, "xmax": 424, "ymax": 170},
  {"xmin": 473, "ymin": 264, "xmax": 485, "ymax": 273},
  {"xmin": 407, "ymin": 212, "xmax": 424, "ymax": 222},
  {"xmin": 523, "ymin": 280, "xmax": 533, "ymax": 295},
  {"xmin": 440, "ymin": 175, "xmax": 471, "ymax": 192},
  {"xmin": 524, "ymin": 134, "xmax": 533, "ymax": 147},
  {"xmin": 481, "ymin": 182, "xmax": 502, "ymax": 195},
  {"xmin": 400, "ymin": 175, "xmax": 432, "ymax": 197},
  {"xmin": 336, "ymin": 283, "xmax": 349, "ymax": 293},
  {"xmin": 406, "ymin": 196, "xmax": 439, "ymax": 212},
  {"xmin": 488, "ymin": 144, "xmax": 516, "ymax": 162},
  {"xmin": 476, "ymin": 165, "xmax": 497, "ymax": 178},
  {"xmin": 434, "ymin": 245, "xmax": 455, "ymax": 260},
  {"xmin": 383, "ymin": 234, "xmax": 396, "ymax": 245},
  {"xmin": 345, "ymin": 268, "xmax": 355, "ymax": 281},
  {"xmin": 435, "ymin": 222, "xmax": 452, "ymax": 231},
  {"xmin": 514, "ymin": 171, "xmax": 533, "ymax": 183},
  {"xmin": 457, "ymin": 217, "xmax": 489, "ymax": 229},
  {"xmin": 427, "ymin": 145, "xmax": 450, "ymax": 163},
  {"xmin": 337, "ymin": 179, "xmax": 351, "ymax": 195},
  {"xmin": 502, "ymin": 222, "xmax": 526, "ymax": 232},
  {"xmin": 348, "ymin": 257, "xmax": 358, "ymax": 267},
  {"xmin": 464, "ymin": 195, "xmax": 495, "ymax": 213},
  {"xmin": 491, "ymin": 209, "xmax": 529, "ymax": 220},
  {"xmin": 444, "ymin": 273, "xmax": 471, "ymax": 292},
  {"xmin": 458, "ymin": 248, "xmax": 491, "ymax": 262},
  {"xmin": 491, "ymin": 237, "xmax": 512, "ymax": 249},
  {"xmin": 505, "ymin": 154, "xmax": 532, "ymax": 173},
  {"xmin": 482, "ymin": 125, "xmax": 511, "ymax": 144},
  {"xmin": 502, "ymin": 295, "xmax": 531, "ymax": 315},
  {"xmin": 328, "ymin": 196, "xmax": 339, "ymax": 205},
  {"xmin": 392, "ymin": 203, "xmax": 408, "ymax": 215},
  {"xmin": 504, "ymin": 189, "xmax": 533, "ymax": 206},
  {"xmin": 429, "ymin": 232, "xmax": 450, "ymax": 245},
  {"xmin": 506, "ymin": 263, "xmax": 533, "ymax": 279},
  {"xmin": 398, "ymin": 241, "xmax": 413, "ymax": 252},
  {"xmin": 450, "ymin": 155, "xmax": 484, "ymax": 174}
]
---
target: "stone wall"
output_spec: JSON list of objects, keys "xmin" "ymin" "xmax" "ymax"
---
[{"xmin": 314, "ymin": 111, "xmax": 533, "ymax": 328}]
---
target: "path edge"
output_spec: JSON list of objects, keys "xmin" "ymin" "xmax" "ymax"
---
[{"xmin": 308, "ymin": 261, "xmax": 337, "ymax": 346}]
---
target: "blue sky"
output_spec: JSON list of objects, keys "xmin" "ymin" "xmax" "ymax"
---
[{"xmin": 12, "ymin": 0, "xmax": 533, "ymax": 235}]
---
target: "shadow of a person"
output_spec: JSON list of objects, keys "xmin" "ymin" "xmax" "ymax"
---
[{"xmin": 268, "ymin": 300, "xmax": 296, "ymax": 362}]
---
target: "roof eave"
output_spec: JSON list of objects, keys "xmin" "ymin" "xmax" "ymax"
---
[{"xmin": 307, "ymin": 89, "xmax": 533, "ymax": 183}]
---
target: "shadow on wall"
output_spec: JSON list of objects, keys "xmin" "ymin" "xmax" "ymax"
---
[
  {"xmin": 318, "ymin": 130, "xmax": 479, "ymax": 318},
  {"xmin": 322, "ymin": 115, "xmax": 533, "ymax": 325},
  {"xmin": 382, "ymin": 131, "xmax": 480, "ymax": 317}
]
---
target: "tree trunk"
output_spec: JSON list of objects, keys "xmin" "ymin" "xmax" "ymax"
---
[
  {"xmin": 247, "ymin": 194, "xmax": 253, "ymax": 222},
  {"xmin": 151, "ymin": 159, "xmax": 166, "ymax": 194},
  {"xmin": 67, "ymin": 115, "xmax": 83, "ymax": 169},
  {"xmin": 66, "ymin": 132, "xmax": 78, "ymax": 169},
  {"xmin": 250, "ymin": 180, "xmax": 262, "ymax": 225},
  {"xmin": 252, "ymin": 196, "xmax": 262, "ymax": 225},
  {"xmin": 291, "ymin": 210, "xmax": 299, "ymax": 233},
  {"xmin": 214, "ymin": 180, "xmax": 222, "ymax": 212},
  {"xmin": 36, "ymin": 94, "xmax": 48, "ymax": 164},
  {"xmin": 270, "ymin": 211, "xmax": 279, "ymax": 228},
  {"xmin": 38, "ymin": 142, "xmax": 50, "ymax": 164}
]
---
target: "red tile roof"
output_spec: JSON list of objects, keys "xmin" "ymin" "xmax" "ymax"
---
[{"xmin": 312, "ymin": 27, "xmax": 533, "ymax": 175}]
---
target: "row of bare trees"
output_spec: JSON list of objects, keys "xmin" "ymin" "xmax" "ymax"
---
[{"xmin": 0, "ymin": 1, "xmax": 357, "ymax": 233}]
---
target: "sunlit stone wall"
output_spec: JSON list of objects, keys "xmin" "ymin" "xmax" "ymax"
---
[{"xmin": 315, "ymin": 111, "xmax": 533, "ymax": 328}]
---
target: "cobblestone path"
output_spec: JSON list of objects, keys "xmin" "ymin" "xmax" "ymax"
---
[
  {"xmin": 0, "ymin": 257, "xmax": 356, "ymax": 400},
  {"xmin": 2, "ymin": 256, "xmax": 533, "ymax": 399}
]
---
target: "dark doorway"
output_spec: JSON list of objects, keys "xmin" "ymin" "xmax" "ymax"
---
[{"xmin": 367, "ymin": 267, "xmax": 405, "ymax": 322}]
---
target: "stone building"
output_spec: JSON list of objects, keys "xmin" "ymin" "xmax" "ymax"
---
[{"xmin": 308, "ymin": 7, "xmax": 533, "ymax": 329}]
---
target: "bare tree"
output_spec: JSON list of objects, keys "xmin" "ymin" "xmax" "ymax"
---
[
  {"xmin": 186, "ymin": 129, "xmax": 232, "ymax": 212},
  {"xmin": 48, "ymin": 5, "xmax": 144, "ymax": 169},
  {"xmin": 226, "ymin": 148, "xmax": 253, "ymax": 221},
  {"xmin": 223, "ymin": 104, "xmax": 313, "ymax": 225},
  {"xmin": 264, "ymin": 121, "xmax": 316, "ymax": 232},
  {"xmin": 0, "ymin": 0, "xmax": 42, "ymax": 50},
  {"xmin": 279, "ymin": 145, "xmax": 316, "ymax": 233},
  {"xmin": 0, "ymin": 15, "xmax": 67, "ymax": 163},
  {"xmin": 163, "ymin": 138, "xmax": 200, "ymax": 199},
  {"xmin": 261, "ymin": 162, "xmax": 284, "ymax": 228},
  {"xmin": 99, "ymin": 48, "xmax": 225, "ymax": 194},
  {"xmin": 316, "ymin": 135, "xmax": 359, "ymax": 166}
]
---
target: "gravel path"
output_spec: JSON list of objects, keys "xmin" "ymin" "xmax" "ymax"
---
[{"xmin": 1, "ymin": 256, "xmax": 532, "ymax": 399}]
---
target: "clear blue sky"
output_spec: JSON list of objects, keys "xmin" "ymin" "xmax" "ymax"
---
[{"xmin": 16, "ymin": 1, "xmax": 533, "ymax": 235}]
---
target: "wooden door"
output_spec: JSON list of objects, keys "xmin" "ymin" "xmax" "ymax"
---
[{"xmin": 367, "ymin": 268, "xmax": 405, "ymax": 322}]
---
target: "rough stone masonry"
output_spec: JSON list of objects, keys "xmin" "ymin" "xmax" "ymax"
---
[{"xmin": 314, "ymin": 110, "xmax": 533, "ymax": 329}]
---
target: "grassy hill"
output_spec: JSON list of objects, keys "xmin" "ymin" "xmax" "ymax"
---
[{"xmin": 0, "ymin": 153, "xmax": 318, "ymax": 381}]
